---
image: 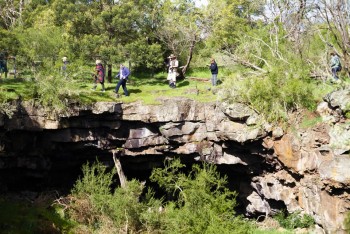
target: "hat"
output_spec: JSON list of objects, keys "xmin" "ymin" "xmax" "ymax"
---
[
  {"xmin": 96, "ymin": 59, "xmax": 102, "ymax": 64},
  {"xmin": 62, "ymin": 57, "xmax": 68, "ymax": 62},
  {"xmin": 168, "ymin": 54, "xmax": 176, "ymax": 59}
]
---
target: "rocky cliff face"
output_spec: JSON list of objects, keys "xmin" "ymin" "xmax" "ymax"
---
[{"xmin": 0, "ymin": 93, "xmax": 349, "ymax": 233}]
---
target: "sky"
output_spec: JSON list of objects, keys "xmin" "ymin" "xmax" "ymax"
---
[{"xmin": 195, "ymin": 0, "xmax": 208, "ymax": 8}]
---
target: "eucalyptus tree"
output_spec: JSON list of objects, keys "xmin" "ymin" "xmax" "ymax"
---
[
  {"xmin": 156, "ymin": 0, "xmax": 205, "ymax": 75},
  {"xmin": 51, "ymin": 0, "xmax": 164, "ymax": 76},
  {"xmin": 315, "ymin": 0, "xmax": 350, "ymax": 76},
  {"xmin": 205, "ymin": 0, "xmax": 267, "ymax": 72},
  {"xmin": 0, "ymin": 0, "xmax": 24, "ymax": 29}
]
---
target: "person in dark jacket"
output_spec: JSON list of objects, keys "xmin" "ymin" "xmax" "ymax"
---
[
  {"xmin": 0, "ymin": 51, "xmax": 8, "ymax": 79},
  {"xmin": 209, "ymin": 58, "xmax": 218, "ymax": 86},
  {"xmin": 92, "ymin": 60, "xmax": 105, "ymax": 92},
  {"xmin": 114, "ymin": 64, "xmax": 130, "ymax": 96}
]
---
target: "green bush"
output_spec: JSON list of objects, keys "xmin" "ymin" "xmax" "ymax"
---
[
  {"xmin": 274, "ymin": 211, "xmax": 315, "ymax": 229},
  {"xmin": 32, "ymin": 70, "xmax": 80, "ymax": 113},
  {"xmin": 219, "ymin": 68, "xmax": 316, "ymax": 123},
  {"xmin": 149, "ymin": 159, "xmax": 253, "ymax": 234},
  {"xmin": 0, "ymin": 89, "xmax": 16, "ymax": 118},
  {"xmin": 64, "ymin": 159, "xmax": 254, "ymax": 233}
]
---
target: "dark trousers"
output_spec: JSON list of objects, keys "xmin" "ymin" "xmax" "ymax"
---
[
  {"xmin": 332, "ymin": 66, "xmax": 341, "ymax": 80},
  {"xmin": 115, "ymin": 79, "xmax": 129, "ymax": 96}
]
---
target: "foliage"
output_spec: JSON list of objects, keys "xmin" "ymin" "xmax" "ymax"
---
[
  {"xmin": 126, "ymin": 38, "xmax": 164, "ymax": 72},
  {"xmin": 274, "ymin": 211, "xmax": 315, "ymax": 230},
  {"xmin": 0, "ymin": 195, "xmax": 74, "ymax": 234},
  {"xmin": 0, "ymin": 29, "xmax": 20, "ymax": 55},
  {"xmin": 300, "ymin": 115, "xmax": 323, "ymax": 129},
  {"xmin": 219, "ymin": 71, "xmax": 316, "ymax": 123},
  {"xmin": 1, "ymin": 0, "xmax": 347, "ymax": 115},
  {"xmin": 149, "ymin": 159, "xmax": 253, "ymax": 234},
  {"xmin": 31, "ymin": 70, "xmax": 80, "ymax": 113},
  {"xmin": 71, "ymin": 161, "xmax": 115, "ymax": 197},
  {"xmin": 345, "ymin": 211, "xmax": 350, "ymax": 232},
  {"xmin": 0, "ymin": 87, "xmax": 16, "ymax": 118},
  {"xmin": 63, "ymin": 159, "xmax": 253, "ymax": 233}
]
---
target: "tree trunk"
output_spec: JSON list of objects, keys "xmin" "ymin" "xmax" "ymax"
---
[
  {"xmin": 112, "ymin": 151, "xmax": 127, "ymax": 188},
  {"xmin": 181, "ymin": 40, "xmax": 196, "ymax": 75},
  {"xmin": 107, "ymin": 64, "xmax": 112, "ymax": 83}
]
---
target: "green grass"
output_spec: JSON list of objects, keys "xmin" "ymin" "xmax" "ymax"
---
[
  {"xmin": 252, "ymin": 229, "xmax": 293, "ymax": 234},
  {"xmin": 0, "ymin": 70, "xmax": 217, "ymax": 105},
  {"xmin": 300, "ymin": 115, "xmax": 322, "ymax": 129}
]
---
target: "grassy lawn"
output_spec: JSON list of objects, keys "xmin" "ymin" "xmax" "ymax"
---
[{"xmin": 0, "ymin": 69, "xmax": 218, "ymax": 105}]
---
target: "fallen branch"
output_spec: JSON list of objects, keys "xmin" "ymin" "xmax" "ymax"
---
[{"xmin": 112, "ymin": 150, "xmax": 127, "ymax": 188}]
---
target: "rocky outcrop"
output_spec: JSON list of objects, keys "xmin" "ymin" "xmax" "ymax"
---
[
  {"xmin": 248, "ymin": 89, "xmax": 350, "ymax": 233},
  {"xmin": 0, "ymin": 91, "xmax": 349, "ymax": 233}
]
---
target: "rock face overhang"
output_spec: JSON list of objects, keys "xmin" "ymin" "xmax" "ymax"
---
[{"xmin": 0, "ymin": 95, "xmax": 349, "ymax": 233}]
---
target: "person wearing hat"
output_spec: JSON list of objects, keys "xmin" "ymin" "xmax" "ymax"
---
[
  {"xmin": 167, "ymin": 54, "xmax": 178, "ymax": 88},
  {"xmin": 114, "ymin": 64, "xmax": 130, "ymax": 96},
  {"xmin": 92, "ymin": 59, "xmax": 105, "ymax": 92}
]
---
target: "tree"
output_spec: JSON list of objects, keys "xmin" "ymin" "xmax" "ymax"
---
[
  {"xmin": 316, "ymin": 0, "xmax": 350, "ymax": 76},
  {"xmin": 157, "ymin": 0, "xmax": 205, "ymax": 75}
]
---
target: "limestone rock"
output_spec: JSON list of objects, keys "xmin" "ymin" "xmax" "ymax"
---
[
  {"xmin": 324, "ymin": 89, "xmax": 350, "ymax": 112},
  {"xmin": 328, "ymin": 123, "xmax": 350, "ymax": 155},
  {"xmin": 220, "ymin": 102, "xmax": 256, "ymax": 120},
  {"xmin": 319, "ymin": 155, "xmax": 350, "ymax": 184}
]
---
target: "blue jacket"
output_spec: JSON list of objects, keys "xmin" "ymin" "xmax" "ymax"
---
[
  {"xmin": 116, "ymin": 67, "xmax": 130, "ymax": 79},
  {"xmin": 210, "ymin": 62, "xmax": 218, "ymax": 74},
  {"xmin": 330, "ymin": 55, "xmax": 341, "ymax": 69}
]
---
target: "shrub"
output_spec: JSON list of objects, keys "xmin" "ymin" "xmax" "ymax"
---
[
  {"xmin": 68, "ymin": 161, "xmax": 148, "ymax": 233},
  {"xmin": 32, "ymin": 70, "xmax": 80, "ymax": 113},
  {"xmin": 274, "ymin": 211, "xmax": 315, "ymax": 229},
  {"xmin": 0, "ymin": 91, "xmax": 16, "ymax": 118},
  {"xmin": 219, "ymin": 69, "xmax": 316, "ymax": 123},
  {"xmin": 64, "ymin": 159, "xmax": 254, "ymax": 233},
  {"xmin": 150, "ymin": 159, "xmax": 253, "ymax": 234}
]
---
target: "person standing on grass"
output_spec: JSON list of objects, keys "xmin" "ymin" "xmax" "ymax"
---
[
  {"xmin": 92, "ymin": 60, "xmax": 105, "ymax": 92},
  {"xmin": 61, "ymin": 56, "xmax": 68, "ymax": 78},
  {"xmin": 330, "ymin": 52, "xmax": 341, "ymax": 82},
  {"xmin": 0, "ymin": 51, "xmax": 8, "ymax": 79},
  {"xmin": 209, "ymin": 58, "xmax": 218, "ymax": 86},
  {"xmin": 114, "ymin": 64, "xmax": 129, "ymax": 96},
  {"xmin": 167, "ymin": 54, "xmax": 178, "ymax": 88}
]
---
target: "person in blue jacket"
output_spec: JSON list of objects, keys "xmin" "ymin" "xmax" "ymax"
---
[
  {"xmin": 209, "ymin": 58, "xmax": 218, "ymax": 86},
  {"xmin": 330, "ymin": 52, "xmax": 341, "ymax": 81},
  {"xmin": 115, "ymin": 64, "xmax": 130, "ymax": 96}
]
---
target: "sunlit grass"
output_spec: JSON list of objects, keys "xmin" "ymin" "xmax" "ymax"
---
[{"xmin": 0, "ymin": 70, "xmax": 217, "ymax": 105}]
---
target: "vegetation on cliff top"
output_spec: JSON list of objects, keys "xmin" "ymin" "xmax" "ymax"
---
[{"xmin": 0, "ymin": 0, "xmax": 349, "ymax": 122}]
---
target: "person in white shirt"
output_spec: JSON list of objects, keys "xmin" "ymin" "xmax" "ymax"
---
[{"xmin": 167, "ymin": 54, "xmax": 178, "ymax": 88}]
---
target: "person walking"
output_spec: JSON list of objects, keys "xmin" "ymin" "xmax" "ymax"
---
[
  {"xmin": 330, "ymin": 52, "xmax": 341, "ymax": 82},
  {"xmin": 209, "ymin": 58, "xmax": 218, "ymax": 86},
  {"xmin": 92, "ymin": 60, "xmax": 105, "ymax": 92},
  {"xmin": 114, "ymin": 64, "xmax": 130, "ymax": 96},
  {"xmin": 0, "ymin": 51, "xmax": 8, "ymax": 79},
  {"xmin": 167, "ymin": 54, "xmax": 178, "ymax": 88}
]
